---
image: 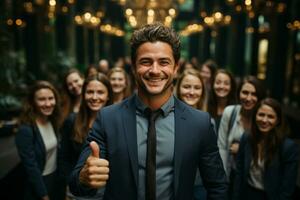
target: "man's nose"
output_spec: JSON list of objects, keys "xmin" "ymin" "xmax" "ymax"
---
[{"xmin": 149, "ymin": 62, "xmax": 160, "ymax": 74}]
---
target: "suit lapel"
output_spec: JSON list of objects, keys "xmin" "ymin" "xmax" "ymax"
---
[
  {"xmin": 122, "ymin": 96, "xmax": 139, "ymax": 189},
  {"xmin": 173, "ymin": 99, "xmax": 187, "ymax": 198}
]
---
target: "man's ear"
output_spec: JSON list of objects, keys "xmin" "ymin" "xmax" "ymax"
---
[{"xmin": 174, "ymin": 62, "xmax": 180, "ymax": 74}]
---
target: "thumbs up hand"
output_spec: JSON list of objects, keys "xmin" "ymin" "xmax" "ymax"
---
[{"xmin": 79, "ymin": 141, "xmax": 109, "ymax": 188}]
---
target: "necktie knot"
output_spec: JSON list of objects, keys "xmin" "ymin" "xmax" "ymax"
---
[{"xmin": 145, "ymin": 108, "xmax": 162, "ymax": 122}]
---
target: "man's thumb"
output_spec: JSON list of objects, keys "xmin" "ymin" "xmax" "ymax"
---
[{"xmin": 89, "ymin": 141, "xmax": 100, "ymax": 158}]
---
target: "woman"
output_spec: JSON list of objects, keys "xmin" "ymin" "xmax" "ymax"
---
[
  {"xmin": 61, "ymin": 68, "xmax": 84, "ymax": 121},
  {"xmin": 218, "ymin": 75, "xmax": 266, "ymax": 197},
  {"xmin": 176, "ymin": 68, "xmax": 206, "ymax": 111},
  {"xmin": 107, "ymin": 67, "xmax": 131, "ymax": 104},
  {"xmin": 60, "ymin": 74, "xmax": 113, "ymax": 199},
  {"xmin": 15, "ymin": 81, "xmax": 64, "ymax": 200},
  {"xmin": 207, "ymin": 69, "xmax": 237, "ymax": 131},
  {"xmin": 176, "ymin": 68, "xmax": 208, "ymax": 200},
  {"xmin": 233, "ymin": 98, "xmax": 299, "ymax": 200}
]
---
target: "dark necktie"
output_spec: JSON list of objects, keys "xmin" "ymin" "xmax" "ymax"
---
[{"xmin": 145, "ymin": 108, "xmax": 161, "ymax": 200}]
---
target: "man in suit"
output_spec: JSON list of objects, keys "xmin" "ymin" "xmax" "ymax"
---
[{"xmin": 69, "ymin": 22, "xmax": 227, "ymax": 200}]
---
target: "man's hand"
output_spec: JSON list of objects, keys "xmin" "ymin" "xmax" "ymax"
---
[{"xmin": 79, "ymin": 141, "xmax": 109, "ymax": 188}]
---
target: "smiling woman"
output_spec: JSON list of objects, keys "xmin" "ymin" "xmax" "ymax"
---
[
  {"xmin": 233, "ymin": 98, "xmax": 299, "ymax": 200},
  {"xmin": 60, "ymin": 73, "xmax": 113, "ymax": 200},
  {"xmin": 176, "ymin": 68, "xmax": 206, "ymax": 110},
  {"xmin": 15, "ymin": 81, "xmax": 65, "ymax": 200}
]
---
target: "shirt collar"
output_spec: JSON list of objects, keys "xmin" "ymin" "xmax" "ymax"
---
[{"xmin": 135, "ymin": 94, "xmax": 175, "ymax": 117}]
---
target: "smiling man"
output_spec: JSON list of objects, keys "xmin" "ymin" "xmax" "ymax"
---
[{"xmin": 69, "ymin": 23, "xmax": 227, "ymax": 200}]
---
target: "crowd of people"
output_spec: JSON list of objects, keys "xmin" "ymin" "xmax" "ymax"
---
[{"xmin": 13, "ymin": 23, "xmax": 299, "ymax": 200}]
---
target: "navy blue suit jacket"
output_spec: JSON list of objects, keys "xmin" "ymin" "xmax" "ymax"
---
[
  {"xmin": 233, "ymin": 133, "xmax": 299, "ymax": 200},
  {"xmin": 15, "ymin": 124, "xmax": 49, "ymax": 198},
  {"xmin": 69, "ymin": 95, "xmax": 227, "ymax": 200}
]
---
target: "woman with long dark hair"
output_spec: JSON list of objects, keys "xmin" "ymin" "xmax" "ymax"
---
[
  {"xmin": 207, "ymin": 69, "xmax": 237, "ymax": 131},
  {"xmin": 233, "ymin": 98, "xmax": 299, "ymax": 200},
  {"xmin": 61, "ymin": 68, "xmax": 84, "ymax": 121},
  {"xmin": 60, "ymin": 73, "xmax": 113, "ymax": 199}
]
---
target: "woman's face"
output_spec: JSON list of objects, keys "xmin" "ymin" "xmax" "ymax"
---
[
  {"xmin": 109, "ymin": 71, "xmax": 126, "ymax": 94},
  {"xmin": 239, "ymin": 82, "xmax": 258, "ymax": 110},
  {"xmin": 85, "ymin": 80, "xmax": 109, "ymax": 112},
  {"xmin": 34, "ymin": 88, "xmax": 56, "ymax": 117},
  {"xmin": 200, "ymin": 65, "xmax": 211, "ymax": 83},
  {"xmin": 213, "ymin": 73, "xmax": 231, "ymax": 98},
  {"xmin": 256, "ymin": 104, "xmax": 278, "ymax": 134},
  {"xmin": 179, "ymin": 74, "xmax": 203, "ymax": 108},
  {"xmin": 66, "ymin": 72, "xmax": 84, "ymax": 96}
]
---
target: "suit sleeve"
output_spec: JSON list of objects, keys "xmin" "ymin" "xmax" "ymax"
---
[
  {"xmin": 199, "ymin": 113, "xmax": 228, "ymax": 200},
  {"xmin": 15, "ymin": 125, "xmax": 48, "ymax": 198},
  {"xmin": 68, "ymin": 110, "xmax": 106, "ymax": 197},
  {"xmin": 279, "ymin": 139, "xmax": 299, "ymax": 200}
]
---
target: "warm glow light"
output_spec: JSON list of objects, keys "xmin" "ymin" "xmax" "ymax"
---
[
  {"xmin": 147, "ymin": 16, "xmax": 154, "ymax": 24},
  {"xmin": 15, "ymin": 19, "xmax": 23, "ymax": 26},
  {"xmin": 62, "ymin": 6, "xmax": 68, "ymax": 13},
  {"xmin": 245, "ymin": 0, "xmax": 251, "ymax": 6},
  {"xmin": 294, "ymin": 20, "xmax": 300, "ymax": 28},
  {"xmin": 147, "ymin": 9, "xmax": 154, "ymax": 16},
  {"xmin": 235, "ymin": 5, "xmax": 242, "ymax": 12},
  {"xmin": 68, "ymin": 0, "xmax": 74, "ymax": 4},
  {"xmin": 214, "ymin": 12, "xmax": 223, "ymax": 22},
  {"xmin": 249, "ymin": 11, "xmax": 255, "ymax": 18},
  {"xmin": 84, "ymin": 12, "xmax": 91, "ymax": 22},
  {"xmin": 224, "ymin": 15, "xmax": 231, "ymax": 24},
  {"xmin": 24, "ymin": 2, "xmax": 33, "ymax": 13},
  {"xmin": 105, "ymin": 24, "xmax": 112, "ymax": 31},
  {"xmin": 277, "ymin": 3, "xmax": 286, "ymax": 13},
  {"xmin": 7, "ymin": 19, "xmax": 13, "ymax": 26},
  {"xmin": 125, "ymin": 8, "xmax": 133, "ymax": 16},
  {"xmin": 48, "ymin": 12, "xmax": 54, "ymax": 18},
  {"xmin": 168, "ymin": 8, "xmax": 176, "ymax": 16},
  {"xmin": 49, "ymin": 0, "xmax": 56, "ymax": 6},
  {"xmin": 204, "ymin": 17, "xmax": 214, "ymax": 26},
  {"xmin": 96, "ymin": 11, "xmax": 104, "ymax": 18},
  {"xmin": 74, "ymin": 15, "xmax": 83, "ymax": 25},
  {"xmin": 165, "ymin": 16, "xmax": 172, "ymax": 23},
  {"xmin": 246, "ymin": 27, "xmax": 254, "ymax": 33},
  {"xmin": 129, "ymin": 16, "xmax": 136, "ymax": 22}
]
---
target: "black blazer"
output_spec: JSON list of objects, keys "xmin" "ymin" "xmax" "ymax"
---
[
  {"xmin": 69, "ymin": 95, "xmax": 228, "ymax": 200},
  {"xmin": 233, "ymin": 133, "xmax": 299, "ymax": 200},
  {"xmin": 15, "ymin": 124, "xmax": 50, "ymax": 198},
  {"xmin": 59, "ymin": 113, "xmax": 83, "ymax": 180}
]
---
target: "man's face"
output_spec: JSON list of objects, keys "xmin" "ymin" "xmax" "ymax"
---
[{"xmin": 134, "ymin": 41, "xmax": 179, "ymax": 98}]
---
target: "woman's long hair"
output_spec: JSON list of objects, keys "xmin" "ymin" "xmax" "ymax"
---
[
  {"xmin": 250, "ymin": 98, "xmax": 286, "ymax": 167},
  {"xmin": 176, "ymin": 68, "xmax": 206, "ymax": 111},
  {"xmin": 207, "ymin": 69, "xmax": 237, "ymax": 118},
  {"xmin": 61, "ymin": 68, "xmax": 84, "ymax": 120},
  {"xmin": 73, "ymin": 73, "xmax": 113, "ymax": 143},
  {"xmin": 19, "ymin": 80, "xmax": 61, "ymax": 131}
]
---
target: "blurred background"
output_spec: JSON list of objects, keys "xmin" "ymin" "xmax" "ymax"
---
[{"xmin": 0, "ymin": 0, "xmax": 299, "ymax": 103}]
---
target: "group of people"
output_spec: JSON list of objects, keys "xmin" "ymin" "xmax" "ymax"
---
[{"xmin": 14, "ymin": 23, "xmax": 299, "ymax": 200}]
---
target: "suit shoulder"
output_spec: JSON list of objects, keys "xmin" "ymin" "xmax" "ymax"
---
[{"xmin": 176, "ymin": 99, "xmax": 210, "ymax": 120}]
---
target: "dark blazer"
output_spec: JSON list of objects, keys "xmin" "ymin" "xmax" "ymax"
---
[
  {"xmin": 69, "ymin": 95, "xmax": 228, "ymax": 200},
  {"xmin": 233, "ymin": 133, "xmax": 299, "ymax": 200},
  {"xmin": 59, "ymin": 113, "xmax": 83, "ymax": 180},
  {"xmin": 15, "ymin": 124, "xmax": 49, "ymax": 198}
]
